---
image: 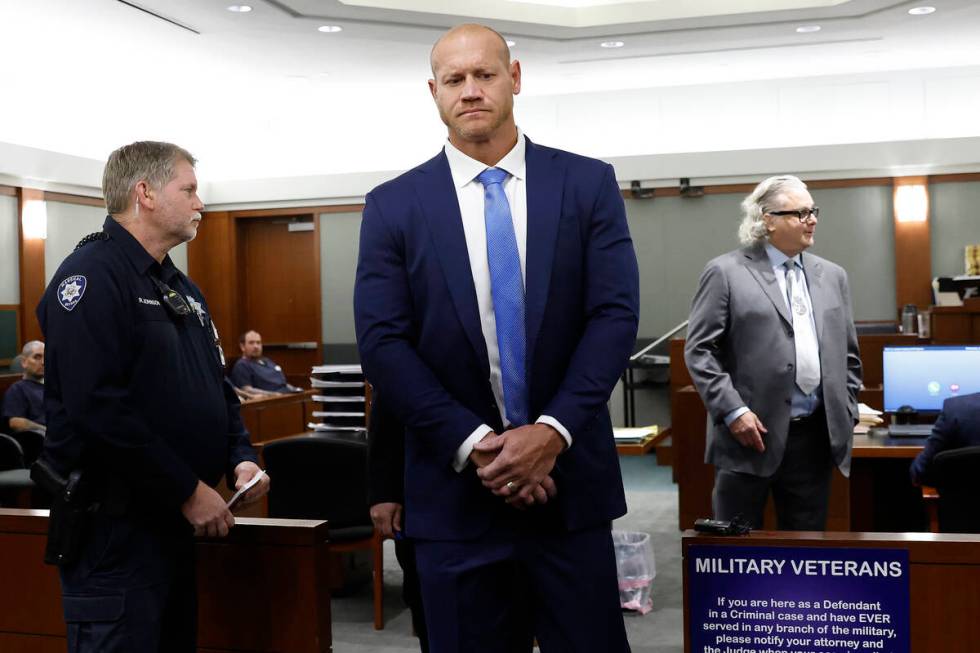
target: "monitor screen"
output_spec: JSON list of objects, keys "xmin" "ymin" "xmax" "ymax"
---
[{"xmin": 883, "ymin": 346, "xmax": 980, "ymax": 412}]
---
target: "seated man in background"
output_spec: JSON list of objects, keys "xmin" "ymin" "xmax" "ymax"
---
[
  {"xmin": 910, "ymin": 392, "xmax": 980, "ymax": 486},
  {"xmin": 2, "ymin": 340, "xmax": 46, "ymax": 434},
  {"xmin": 229, "ymin": 330, "xmax": 301, "ymax": 396}
]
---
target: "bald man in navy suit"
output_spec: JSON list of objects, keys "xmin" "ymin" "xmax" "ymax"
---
[{"xmin": 354, "ymin": 23, "xmax": 638, "ymax": 653}]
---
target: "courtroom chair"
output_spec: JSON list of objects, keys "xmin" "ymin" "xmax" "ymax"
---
[
  {"xmin": 0, "ymin": 433, "xmax": 24, "ymax": 471},
  {"xmin": 922, "ymin": 446, "xmax": 980, "ymax": 534},
  {"xmin": 6, "ymin": 428, "xmax": 44, "ymax": 468},
  {"xmin": 0, "ymin": 433, "xmax": 34, "ymax": 508},
  {"xmin": 262, "ymin": 433, "xmax": 385, "ymax": 630}
]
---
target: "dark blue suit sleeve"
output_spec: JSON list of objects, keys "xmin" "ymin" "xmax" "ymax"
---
[
  {"xmin": 367, "ymin": 392, "xmax": 405, "ymax": 506},
  {"xmin": 41, "ymin": 263, "xmax": 199, "ymax": 507},
  {"xmin": 541, "ymin": 164, "xmax": 640, "ymax": 437},
  {"xmin": 354, "ymin": 193, "xmax": 485, "ymax": 464},
  {"xmin": 910, "ymin": 399, "xmax": 958, "ymax": 485}
]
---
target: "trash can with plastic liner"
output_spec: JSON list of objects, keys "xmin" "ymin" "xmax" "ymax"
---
[{"xmin": 613, "ymin": 530, "xmax": 655, "ymax": 614}]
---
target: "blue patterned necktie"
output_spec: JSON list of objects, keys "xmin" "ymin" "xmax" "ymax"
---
[{"xmin": 477, "ymin": 167, "xmax": 528, "ymax": 426}]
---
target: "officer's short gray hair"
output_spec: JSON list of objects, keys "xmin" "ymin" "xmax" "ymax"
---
[
  {"xmin": 738, "ymin": 175, "xmax": 808, "ymax": 245},
  {"xmin": 20, "ymin": 340, "xmax": 42, "ymax": 357},
  {"xmin": 102, "ymin": 141, "xmax": 197, "ymax": 215}
]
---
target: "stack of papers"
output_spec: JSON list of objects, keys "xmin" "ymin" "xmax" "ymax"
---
[
  {"xmin": 310, "ymin": 364, "xmax": 367, "ymax": 431},
  {"xmin": 613, "ymin": 426, "xmax": 659, "ymax": 443},
  {"xmin": 311, "ymin": 364, "xmax": 363, "ymax": 374},
  {"xmin": 308, "ymin": 422, "xmax": 366, "ymax": 433},
  {"xmin": 310, "ymin": 379, "xmax": 364, "ymax": 388},
  {"xmin": 854, "ymin": 403, "xmax": 884, "ymax": 434}
]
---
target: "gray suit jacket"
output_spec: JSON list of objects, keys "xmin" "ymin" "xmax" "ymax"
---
[{"xmin": 684, "ymin": 242, "xmax": 862, "ymax": 477}]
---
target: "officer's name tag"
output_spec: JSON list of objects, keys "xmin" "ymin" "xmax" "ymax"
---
[
  {"xmin": 57, "ymin": 275, "xmax": 87, "ymax": 311},
  {"xmin": 138, "ymin": 297, "xmax": 161, "ymax": 306}
]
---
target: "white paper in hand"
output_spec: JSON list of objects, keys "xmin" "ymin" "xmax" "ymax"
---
[{"xmin": 227, "ymin": 469, "xmax": 266, "ymax": 510}]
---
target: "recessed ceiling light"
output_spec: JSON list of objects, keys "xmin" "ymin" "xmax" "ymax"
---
[
  {"xmin": 796, "ymin": 25, "xmax": 821, "ymax": 33},
  {"xmin": 506, "ymin": 39, "xmax": 516, "ymax": 47},
  {"xmin": 318, "ymin": 25, "xmax": 343, "ymax": 33},
  {"xmin": 600, "ymin": 40, "xmax": 625, "ymax": 48},
  {"xmin": 908, "ymin": 6, "xmax": 936, "ymax": 15},
  {"xmin": 226, "ymin": 4, "xmax": 252, "ymax": 12}
]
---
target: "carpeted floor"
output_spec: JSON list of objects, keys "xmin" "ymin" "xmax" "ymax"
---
[{"xmin": 330, "ymin": 453, "xmax": 684, "ymax": 652}]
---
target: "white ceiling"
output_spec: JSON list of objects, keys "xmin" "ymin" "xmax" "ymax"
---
[
  {"xmin": 334, "ymin": 0, "xmax": 852, "ymax": 28},
  {"xmin": 0, "ymin": 0, "xmax": 979, "ymax": 188}
]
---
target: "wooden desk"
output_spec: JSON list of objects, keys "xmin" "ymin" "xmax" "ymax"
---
[
  {"xmin": 850, "ymin": 433, "xmax": 928, "ymax": 532},
  {"xmin": 0, "ymin": 509, "xmax": 332, "ymax": 653},
  {"xmin": 674, "ymin": 388, "xmax": 925, "ymax": 532},
  {"xmin": 682, "ymin": 531, "xmax": 980, "ymax": 653},
  {"xmin": 930, "ymin": 300, "xmax": 980, "ymax": 343},
  {"xmin": 239, "ymin": 389, "xmax": 318, "ymax": 445},
  {"xmin": 616, "ymin": 427, "xmax": 670, "ymax": 456},
  {"xmin": 670, "ymin": 334, "xmax": 929, "ymax": 532}
]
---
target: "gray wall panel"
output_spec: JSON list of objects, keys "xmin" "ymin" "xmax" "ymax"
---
[
  {"xmin": 319, "ymin": 211, "xmax": 363, "ymax": 345},
  {"xmin": 930, "ymin": 181, "xmax": 980, "ymax": 278},
  {"xmin": 0, "ymin": 196, "xmax": 18, "ymax": 304},
  {"xmin": 625, "ymin": 184, "xmax": 896, "ymax": 341},
  {"xmin": 807, "ymin": 185, "xmax": 896, "ymax": 322},
  {"xmin": 44, "ymin": 202, "xmax": 106, "ymax": 285}
]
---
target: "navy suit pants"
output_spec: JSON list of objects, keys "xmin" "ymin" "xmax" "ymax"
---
[{"xmin": 414, "ymin": 523, "xmax": 630, "ymax": 653}]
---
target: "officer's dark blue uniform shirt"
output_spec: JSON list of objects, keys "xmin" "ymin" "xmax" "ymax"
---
[
  {"xmin": 1, "ymin": 378, "xmax": 45, "ymax": 425},
  {"xmin": 38, "ymin": 216, "xmax": 257, "ymax": 510},
  {"xmin": 229, "ymin": 356, "xmax": 290, "ymax": 392}
]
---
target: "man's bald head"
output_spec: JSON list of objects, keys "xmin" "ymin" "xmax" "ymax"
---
[{"xmin": 430, "ymin": 24, "xmax": 511, "ymax": 76}]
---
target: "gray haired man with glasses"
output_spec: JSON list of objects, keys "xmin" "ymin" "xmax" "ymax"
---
[{"xmin": 684, "ymin": 175, "xmax": 862, "ymax": 530}]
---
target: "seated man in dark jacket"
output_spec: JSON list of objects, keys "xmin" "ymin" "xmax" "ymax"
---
[
  {"xmin": 229, "ymin": 330, "xmax": 301, "ymax": 396},
  {"xmin": 2, "ymin": 341, "xmax": 46, "ymax": 434},
  {"xmin": 910, "ymin": 392, "xmax": 980, "ymax": 486}
]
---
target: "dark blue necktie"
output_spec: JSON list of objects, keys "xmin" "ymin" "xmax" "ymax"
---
[{"xmin": 477, "ymin": 167, "xmax": 527, "ymax": 426}]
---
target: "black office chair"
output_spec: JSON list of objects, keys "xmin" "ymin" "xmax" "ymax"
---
[
  {"xmin": 0, "ymin": 432, "xmax": 35, "ymax": 508},
  {"xmin": 262, "ymin": 433, "xmax": 384, "ymax": 629},
  {"xmin": 6, "ymin": 429, "xmax": 44, "ymax": 468},
  {"xmin": 0, "ymin": 433, "xmax": 24, "ymax": 471},
  {"xmin": 929, "ymin": 445, "xmax": 980, "ymax": 534}
]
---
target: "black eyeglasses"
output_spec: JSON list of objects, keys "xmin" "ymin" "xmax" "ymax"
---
[{"xmin": 766, "ymin": 207, "xmax": 820, "ymax": 222}]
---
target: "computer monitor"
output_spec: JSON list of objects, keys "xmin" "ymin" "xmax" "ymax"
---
[{"xmin": 883, "ymin": 345, "xmax": 980, "ymax": 412}]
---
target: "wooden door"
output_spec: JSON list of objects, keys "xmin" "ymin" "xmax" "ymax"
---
[{"xmin": 238, "ymin": 218, "xmax": 321, "ymax": 383}]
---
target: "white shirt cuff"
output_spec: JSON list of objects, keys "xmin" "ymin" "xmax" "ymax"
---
[
  {"xmin": 724, "ymin": 406, "xmax": 750, "ymax": 427},
  {"xmin": 536, "ymin": 415, "xmax": 572, "ymax": 450},
  {"xmin": 453, "ymin": 425, "xmax": 495, "ymax": 472}
]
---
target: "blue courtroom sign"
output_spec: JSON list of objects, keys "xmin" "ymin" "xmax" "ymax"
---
[{"xmin": 688, "ymin": 545, "xmax": 909, "ymax": 653}]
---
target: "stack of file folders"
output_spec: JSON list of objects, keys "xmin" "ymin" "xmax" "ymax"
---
[{"xmin": 308, "ymin": 364, "xmax": 367, "ymax": 436}]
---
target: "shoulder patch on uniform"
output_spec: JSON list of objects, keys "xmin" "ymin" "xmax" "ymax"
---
[{"xmin": 57, "ymin": 275, "xmax": 87, "ymax": 311}]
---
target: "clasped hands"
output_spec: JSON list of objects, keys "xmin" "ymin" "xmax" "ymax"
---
[{"xmin": 469, "ymin": 424, "xmax": 565, "ymax": 508}]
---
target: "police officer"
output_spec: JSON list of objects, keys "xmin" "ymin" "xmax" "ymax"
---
[{"xmin": 36, "ymin": 141, "xmax": 271, "ymax": 652}]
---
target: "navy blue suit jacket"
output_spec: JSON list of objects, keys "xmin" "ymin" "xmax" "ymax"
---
[
  {"xmin": 910, "ymin": 392, "xmax": 980, "ymax": 485},
  {"xmin": 354, "ymin": 138, "xmax": 639, "ymax": 540}
]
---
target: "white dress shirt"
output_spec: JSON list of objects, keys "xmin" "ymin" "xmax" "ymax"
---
[{"xmin": 444, "ymin": 131, "xmax": 572, "ymax": 471}]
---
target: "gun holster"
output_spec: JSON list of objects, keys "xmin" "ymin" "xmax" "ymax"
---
[{"xmin": 30, "ymin": 458, "xmax": 95, "ymax": 567}]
